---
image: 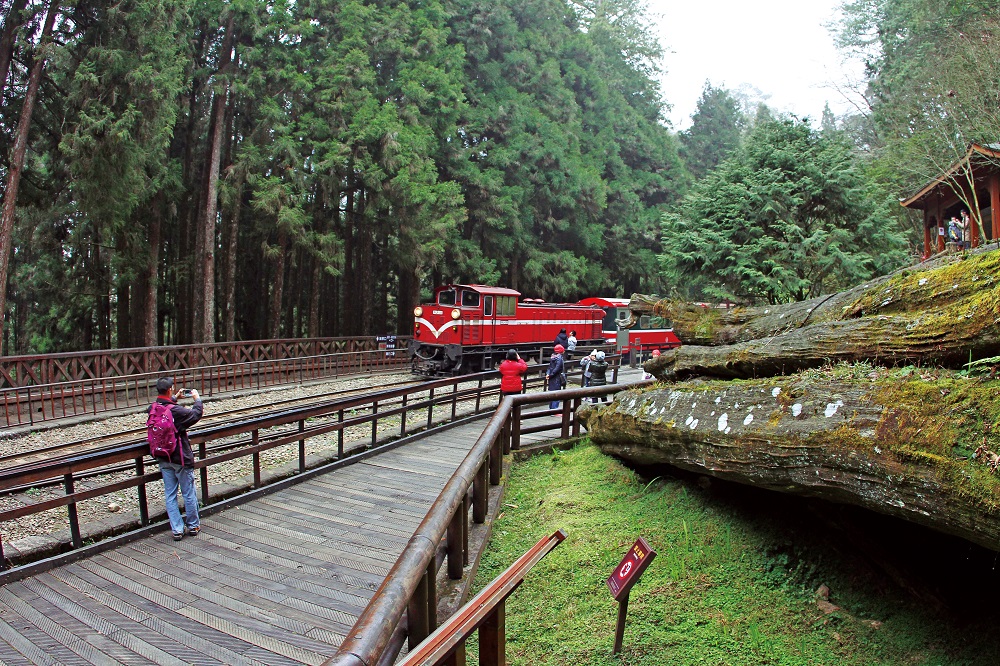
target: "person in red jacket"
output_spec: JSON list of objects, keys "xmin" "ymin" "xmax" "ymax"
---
[{"xmin": 499, "ymin": 349, "xmax": 528, "ymax": 396}]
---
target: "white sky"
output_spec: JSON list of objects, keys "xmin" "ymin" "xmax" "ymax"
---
[{"xmin": 650, "ymin": 0, "xmax": 868, "ymax": 130}]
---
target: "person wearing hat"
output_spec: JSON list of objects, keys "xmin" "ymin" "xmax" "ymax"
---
[
  {"xmin": 546, "ymin": 344, "xmax": 566, "ymax": 409},
  {"xmin": 499, "ymin": 349, "xmax": 528, "ymax": 396},
  {"xmin": 644, "ymin": 348, "xmax": 661, "ymax": 380},
  {"xmin": 589, "ymin": 350, "xmax": 610, "ymax": 403},
  {"xmin": 150, "ymin": 376, "xmax": 204, "ymax": 541},
  {"xmin": 553, "ymin": 328, "xmax": 569, "ymax": 349}
]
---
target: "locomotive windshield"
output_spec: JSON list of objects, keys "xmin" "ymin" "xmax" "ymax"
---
[
  {"xmin": 461, "ymin": 291, "xmax": 481, "ymax": 307},
  {"xmin": 438, "ymin": 289, "xmax": 457, "ymax": 306}
]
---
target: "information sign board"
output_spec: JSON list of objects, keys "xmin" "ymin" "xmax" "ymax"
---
[{"xmin": 606, "ymin": 536, "xmax": 656, "ymax": 602}]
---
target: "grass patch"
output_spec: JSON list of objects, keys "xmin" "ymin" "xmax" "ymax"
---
[{"xmin": 470, "ymin": 443, "xmax": 1000, "ymax": 665}]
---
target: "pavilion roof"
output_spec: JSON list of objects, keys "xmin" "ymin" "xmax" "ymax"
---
[{"xmin": 900, "ymin": 143, "xmax": 1000, "ymax": 209}]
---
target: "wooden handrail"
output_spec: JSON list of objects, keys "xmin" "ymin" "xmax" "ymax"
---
[{"xmin": 398, "ymin": 529, "xmax": 567, "ymax": 665}]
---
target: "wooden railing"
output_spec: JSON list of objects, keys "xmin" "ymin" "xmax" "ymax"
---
[
  {"xmin": 0, "ymin": 345, "xmax": 410, "ymax": 428},
  {"xmin": 397, "ymin": 530, "xmax": 567, "ymax": 666}
]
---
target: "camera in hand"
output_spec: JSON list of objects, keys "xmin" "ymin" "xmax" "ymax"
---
[{"xmin": 180, "ymin": 389, "xmax": 194, "ymax": 397}]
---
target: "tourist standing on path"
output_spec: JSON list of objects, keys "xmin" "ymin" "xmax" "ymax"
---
[
  {"xmin": 566, "ymin": 330, "xmax": 578, "ymax": 360},
  {"xmin": 589, "ymin": 351, "xmax": 610, "ymax": 403},
  {"xmin": 499, "ymin": 349, "xmax": 528, "ymax": 396},
  {"xmin": 149, "ymin": 376, "xmax": 204, "ymax": 541},
  {"xmin": 554, "ymin": 328, "xmax": 569, "ymax": 349},
  {"xmin": 546, "ymin": 344, "xmax": 566, "ymax": 409}
]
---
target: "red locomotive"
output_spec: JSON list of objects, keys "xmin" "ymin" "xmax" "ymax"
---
[
  {"xmin": 408, "ymin": 285, "xmax": 605, "ymax": 375},
  {"xmin": 577, "ymin": 297, "xmax": 681, "ymax": 353}
]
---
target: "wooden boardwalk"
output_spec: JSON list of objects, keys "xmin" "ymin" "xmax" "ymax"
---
[
  {"xmin": 0, "ymin": 419, "xmax": 488, "ymax": 665},
  {"xmin": 0, "ymin": 368, "xmax": 645, "ymax": 665}
]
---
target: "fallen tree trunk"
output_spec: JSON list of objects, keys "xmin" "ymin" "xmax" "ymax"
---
[
  {"xmin": 581, "ymin": 374, "xmax": 1000, "ymax": 552},
  {"xmin": 633, "ymin": 249, "xmax": 1000, "ymax": 381}
]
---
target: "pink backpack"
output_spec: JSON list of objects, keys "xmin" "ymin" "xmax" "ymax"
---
[{"xmin": 147, "ymin": 402, "xmax": 178, "ymax": 459}]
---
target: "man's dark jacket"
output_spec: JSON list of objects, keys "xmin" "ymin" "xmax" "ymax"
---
[{"xmin": 149, "ymin": 396, "xmax": 203, "ymax": 466}]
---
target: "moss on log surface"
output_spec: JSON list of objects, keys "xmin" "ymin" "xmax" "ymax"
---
[
  {"xmin": 634, "ymin": 249, "xmax": 1000, "ymax": 381},
  {"xmin": 581, "ymin": 368, "xmax": 1000, "ymax": 551}
]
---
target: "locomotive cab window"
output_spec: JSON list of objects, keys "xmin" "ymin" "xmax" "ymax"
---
[
  {"xmin": 497, "ymin": 296, "xmax": 516, "ymax": 316},
  {"xmin": 484, "ymin": 296, "xmax": 494, "ymax": 316},
  {"xmin": 461, "ymin": 291, "xmax": 481, "ymax": 308},
  {"xmin": 438, "ymin": 290, "xmax": 457, "ymax": 306}
]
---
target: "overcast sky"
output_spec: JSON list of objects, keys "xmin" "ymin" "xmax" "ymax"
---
[{"xmin": 650, "ymin": 0, "xmax": 867, "ymax": 130}]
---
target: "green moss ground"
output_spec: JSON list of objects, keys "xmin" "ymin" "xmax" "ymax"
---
[{"xmin": 470, "ymin": 443, "xmax": 1000, "ymax": 665}]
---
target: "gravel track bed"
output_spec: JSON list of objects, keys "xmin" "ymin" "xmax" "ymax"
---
[{"xmin": 0, "ymin": 372, "xmax": 523, "ymax": 557}]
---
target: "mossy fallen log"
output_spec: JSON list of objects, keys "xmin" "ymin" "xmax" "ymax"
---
[
  {"xmin": 580, "ymin": 371, "xmax": 1000, "ymax": 551},
  {"xmin": 633, "ymin": 249, "xmax": 1000, "ymax": 381}
]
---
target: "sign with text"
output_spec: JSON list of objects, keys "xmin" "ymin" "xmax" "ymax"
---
[{"xmin": 606, "ymin": 536, "xmax": 656, "ymax": 601}]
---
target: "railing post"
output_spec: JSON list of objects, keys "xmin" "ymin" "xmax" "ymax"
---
[
  {"xmin": 462, "ymin": 494, "xmax": 470, "ymax": 566},
  {"xmin": 479, "ymin": 600, "xmax": 506, "ymax": 666},
  {"xmin": 65, "ymin": 474, "xmax": 82, "ymax": 549},
  {"xmin": 407, "ymin": 568, "xmax": 430, "ymax": 650},
  {"xmin": 252, "ymin": 430, "xmax": 261, "ymax": 488},
  {"xmin": 572, "ymin": 397, "xmax": 582, "ymax": 437},
  {"xmin": 426, "ymin": 561, "xmax": 438, "ymax": 633},
  {"xmin": 475, "ymin": 377, "xmax": 483, "ymax": 412},
  {"xmin": 561, "ymin": 401, "xmax": 571, "ymax": 439},
  {"xmin": 613, "ymin": 356, "xmax": 620, "ymax": 384},
  {"xmin": 489, "ymin": 436, "xmax": 501, "ymax": 485},
  {"xmin": 401, "ymin": 393, "xmax": 408, "ymax": 437},
  {"xmin": 298, "ymin": 420, "xmax": 306, "ymax": 473},
  {"xmin": 447, "ymin": 510, "xmax": 464, "ymax": 579},
  {"xmin": 427, "ymin": 388, "xmax": 435, "ymax": 429},
  {"xmin": 473, "ymin": 460, "xmax": 488, "ymax": 524},
  {"xmin": 371, "ymin": 400, "xmax": 379, "ymax": 447},
  {"xmin": 0, "ymin": 535, "xmax": 7, "ymax": 571},
  {"xmin": 136, "ymin": 457, "xmax": 149, "ymax": 526},
  {"xmin": 501, "ymin": 415, "xmax": 511, "ymax": 456},
  {"xmin": 338, "ymin": 409, "xmax": 345, "ymax": 458},
  {"xmin": 200, "ymin": 441, "xmax": 210, "ymax": 505},
  {"xmin": 512, "ymin": 404, "xmax": 521, "ymax": 450},
  {"xmin": 451, "ymin": 382, "xmax": 458, "ymax": 420}
]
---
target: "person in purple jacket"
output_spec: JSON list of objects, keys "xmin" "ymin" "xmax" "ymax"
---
[{"xmin": 150, "ymin": 376, "xmax": 204, "ymax": 541}]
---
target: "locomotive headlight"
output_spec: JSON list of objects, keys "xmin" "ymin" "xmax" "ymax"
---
[
  {"xmin": 451, "ymin": 308, "xmax": 461, "ymax": 320},
  {"xmin": 413, "ymin": 307, "xmax": 423, "ymax": 318}
]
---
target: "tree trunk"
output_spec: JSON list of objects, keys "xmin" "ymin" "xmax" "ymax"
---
[
  {"xmin": 142, "ymin": 193, "xmax": 163, "ymax": 346},
  {"xmin": 397, "ymin": 265, "xmax": 419, "ymax": 335},
  {"xmin": 0, "ymin": 0, "xmax": 57, "ymax": 340},
  {"xmin": 270, "ymin": 226, "xmax": 287, "ymax": 339},
  {"xmin": 640, "ymin": 249, "xmax": 1000, "ymax": 381},
  {"xmin": 195, "ymin": 14, "xmax": 235, "ymax": 344},
  {"xmin": 0, "ymin": 0, "xmax": 29, "ymax": 101},
  {"xmin": 221, "ymin": 176, "xmax": 242, "ymax": 341},
  {"xmin": 581, "ymin": 376, "xmax": 1000, "ymax": 552}
]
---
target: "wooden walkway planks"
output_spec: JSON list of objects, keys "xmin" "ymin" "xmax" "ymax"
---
[{"xmin": 0, "ymin": 418, "xmax": 487, "ymax": 665}]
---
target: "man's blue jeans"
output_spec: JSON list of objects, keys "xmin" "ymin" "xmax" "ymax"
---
[{"xmin": 159, "ymin": 461, "xmax": 199, "ymax": 535}]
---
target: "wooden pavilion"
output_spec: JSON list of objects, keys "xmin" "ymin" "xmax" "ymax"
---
[{"xmin": 901, "ymin": 143, "xmax": 1000, "ymax": 259}]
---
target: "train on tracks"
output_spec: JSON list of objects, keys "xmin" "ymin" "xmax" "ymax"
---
[
  {"xmin": 578, "ymin": 297, "xmax": 682, "ymax": 354},
  {"xmin": 407, "ymin": 285, "xmax": 682, "ymax": 376}
]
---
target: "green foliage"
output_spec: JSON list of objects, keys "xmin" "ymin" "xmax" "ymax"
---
[
  {"xmin": 660, "ymin": 117, "xmax": 908, "ymax": 304},
  {"xmin": 472, "ymin": 444, "xmax": 1000, "ymax": 665},
  {"xmin": 679, "ymin": 82, "xmax": 745, "ymax": 180}
]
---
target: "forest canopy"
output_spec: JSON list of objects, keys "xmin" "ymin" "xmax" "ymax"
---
[{"xmin": 0, "ymin": 0, "xmax": 686, "ymax": 352}]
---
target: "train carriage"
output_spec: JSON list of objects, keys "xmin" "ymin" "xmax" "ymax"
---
[
  {"xmin": 577, "ymin": 296, "xmax": 682, "ymax": 353},
  {"xmin": 408, "ymin": 285, "xmax": 605, "ymax": 376}
]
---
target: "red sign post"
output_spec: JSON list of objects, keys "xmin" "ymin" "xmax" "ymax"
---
[{"xmin": 606, "ymin": 536, "xmax": 656, "ymax": 654}]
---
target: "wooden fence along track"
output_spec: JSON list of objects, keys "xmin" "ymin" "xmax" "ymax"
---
[{"xmin": 0, "ymin": 336, "xmax": 410, "ymax": 429}]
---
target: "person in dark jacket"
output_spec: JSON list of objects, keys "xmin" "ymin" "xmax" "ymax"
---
[
  {"xmin": 589, "ymin": 351, "xmax": 610, "ymax": 403},
  {"xmin": 553, "ymin": 328, "xmax": 569, "ymax": 349},
  {"xmin": 499, "ymin": 349, "xmax": 528, "ymax": 396},
  {"xmin": 546, "ymin": 344, "xmax": 566, "ymax": 409},
  {"xmin": 150, "ymin": 376, "xmax": 204, "ymax": 541}
]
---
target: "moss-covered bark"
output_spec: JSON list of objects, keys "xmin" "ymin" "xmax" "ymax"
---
[
  {"xmin": 634, "ymin": 249, "xmax": 1000, "ymax": 381},
  {"xmin": 581, "ymin": 370, "xmax": 1000, "ymax": 551}
]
